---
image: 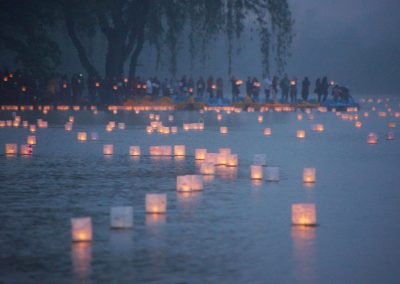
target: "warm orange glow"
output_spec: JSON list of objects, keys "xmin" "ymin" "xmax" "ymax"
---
[
  {"xmin": 103, "ymin": 145, "xmax": 113, "ymax": 155},
  {"xmin": 220, "ymin": 126, "xmax": 228, "ymax": 134},
  {"xmin": 129, "ymin": 146, "xmax": 141, "ymax": 156},
  {"xmin": 367, "ymin": 133, "xmax": 378, "ymax": 144},
  {"xmin": 29, "ymin": 125, "xmax": 36, "ymax": 133},
  {"xmin": 251, "ymin": 165, "xmax": 263, "ymax": 180},
  {"xmin": 258, "ymin": 115, "xmax": 263, "ymax": 123},
  {"xmin": 195, "ymin": 149, "xmax": 207, "ymax": 160},
  {"xmin": 303, "ymin": 168, "xmax": 316, "ymax": 183},
  {"xmin": 388, "ymin": 122, "xmax": 396, "ymax": 128},
  {"xmin": 95, "ymin": 82, "xmax": 100, "ymax": 88},
  {"xmin": 27, "ymin": 135, "xmax": 36, "ymax": 145},
  {"xmin": 297, "ymin": 130, "xmax": 306, "ymax": 139},
  {"xmin": 292, "ymin": 204, "xmax": 317, "ymax": 226},
  {"xmin": 146, "ymin": 194, "xmax": 167, "ymax": 214},
  {"xmin": 355, "ymin": 121, "xmax": 362, "ymax": 128},
  {"xmin": 226, "ymin": 154, "xmax": 238, "ymax": 167},
  {"xmin": 263, "ymin": 128, "xmax": 272, "ymax": 136},
  {"xmin": 71, "ymin": 217, "xmax": 92, "ymax": 242},
  {"xmin": 174, "ymin": 145, "xmax": 185, "ymax": 156},
  {"xmin": 77, "ymin": 132, "xmax": 87, "ymax": 142},
  {"xmin": 311, "ymin": 124, "xmax": 324, "ymax": 132},
  {"xmin": 5, "ymin": 144, "xmax": 18, "ymax": 155}
]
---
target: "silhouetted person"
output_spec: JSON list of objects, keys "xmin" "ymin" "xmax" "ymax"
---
[
  {"xmin": 231, "ymin": 76, "xmax": 241, "ymax": 102},
  {"xmin": 289, "ymin": 78, "xmax": 297, "ymax": 102},
  {"xmin": 301, "ymin": 76, "xmax": 310, "ymax": 101},
  {"xmin": 207, "ymin": 76, "xmax": 215, "ymax": 99},
  {"xmin": 216, "ymin": 77, "xmax": 223, "ymax": 100},
  {"xmin": 272, "ymin": 76, "xmax": 279, "ymax": 100},
  {"xmin": 262, "ymin": 76, "xmax": 272, "ymax": 101},
  {"xmin": 321, "ymin": 76, "xmax": 329, "ymax": 102},
  {"xmin": 246, "ymin": 77, "xmax": 252, "ymax": 97},
  {"xmin": 315, "ymin": 78, "xmax": 322, "ymax": 103},
  {"xmin": 280, "ymin": 74, "xmax": 290, "ymax": 102},
  {"xmin": 196, "ymin": 76, "xmax": 205, "ymax": 98}
]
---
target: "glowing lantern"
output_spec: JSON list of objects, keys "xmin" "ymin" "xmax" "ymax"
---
[
  {"xmin": 22, "ymin": 121, "xmax": 28, "ymax": 128},
  {"xmin": 168, "ymin": 115, "xmax": 174, "ymax": 122},
  {"xmin": 367, "ymin": 133, "xmax": 378, "ymax": 144},
  {"xmin": 77, "ymin": 132, "xmax": 87, "ymax": 142},
  {"xmin": 129, "ymin": 146, "xmax": 141, "ymax": 156},
  {"xmin": 29, "ymin": 125, "xmax": 36, "ymax": 133},
  {"xmin": 5, "ymin": 144, "xmax": 17, "ymax": 155},
  {"xmin": 217, "ymin": 113, "xmax": 223, "ymax": 121},
  {"xmin": 190, "ymin": 175, "xmax": 204, "ymax": 191},
  {"xmin": 195, "ymin": 149, "xmax": 207, "ymax": 160},
  {"xmin": 176, "ymin": 176, "xmax": 191, "ymax": 192},
  {"xmin": 265, "ymin": 167, "xmax": 280, "ymax": 181},
  {"xmin": 296, "ymin": 130, "xmax": 306, "ymax": 139},
  {"xmin": 303, "ymin": 168, "xmax": 316, "ymax": 183},
  {"xmin": 226, "ymin": 154, "xmax": 238, "ymax": 167},
  {"xmin": 253, "ymin": 154, "xmax": 266, "ymax": 166},
  {"xmin": 292, "ymin": 204, "xmax": 317, "ymax": 226},
  {"xmin": 69, "ymin": 116, "xmax": 74, "ymax": 123},
  {"xmin": 216, "ymin": 153, "xmax": 228, "ymax": 165},
  {"xmin": 161, "ymin": 145, "xmax": 172, "ymax": 156},
  {"xmin": 386, "ymin": 132, "xmax": 395, "ymax": 140},
  {"xmin": 90, "ymin": 132, "xmax": 99, "ymax": 140},
  {"xmin": 258, "ymin": 115, "xmax": 263, "ymax": 123},
  {"xmin": 20, "ymin": 144, "xmax": 32, "ymax": 155},
  {"xmin": 251, "ymin": 165, "xmax": 263, "ymax": 180},
  {"xmin": 364, "ymin": 112, "xmax": 369, "ymax": 117},
  {"xmin": 205, "ymin": 153, "xmax": 218, "ymax": 164},
  {"xmin": 355, "ymin": 121, "xmax": 362, "ymax": 128},
  {"xmin": 297, "ymin": 114, "xmax": 303, "ymax": 121},
  {"xmin": 263, "ymin": 128, "xmax": 272, "ymax": 136},
  {"xmin": 145, "ymin": 194, "xmax": 167, "ymax": 214},
  {"xmin": 110, "ymin": 206, "xmax": 133, "ymax": 229},
  {"xmin": 171, "ymin": 126, "xmax": 178, "ymax": 134},
  {"xmin": 220, "ymin": 126, "xmax": 228, "ymax": 134},
  {"xmin": 118, "ymin": 122, "xmax": 125, "ymax": 130},
  {"xmin": 71, "ymin": 217, "xmax": 92, "ymax": 242},
  {"xmin": 0, "ymin": 121, "xmax": 5, "ymax": 127},
  {"xmin": 311, "ymin": 124, "xmax": 324, "ymax": 132},
  {"xmin": 146, "ymin": 126, "xmax": 153, "ymax": 134},
  {"xmin": 65, "ymin": 122, "xmax": 73, "ymax": 132},
  {"xmin": 388, "ymin": 122, "xmax": 396, "ymax": 128},
  {"xmin": 27, "ymin": 135, "xmax": 36, "ymax": 145},
  {"xmin": 174, "ymin": 145, "xmax": 185, "ymax": 156},
  {"xmin": 200, "ymin": 162, "xmax": 215, "ymax": 175},
  {"xmin": 103, "ymin": 145, "xmax": 113, "ymax": 155}
]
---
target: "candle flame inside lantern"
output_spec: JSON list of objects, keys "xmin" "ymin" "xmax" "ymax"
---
[
  {"xmin": 303, "ymin": 168, "xmax": 316, "ymax": 183},
  {"xmin": 292, "ymin": 204, "xmax": 317, "ymax": 226}
]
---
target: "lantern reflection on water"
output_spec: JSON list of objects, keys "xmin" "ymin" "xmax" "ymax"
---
[
  {"xmin": 145, "ymin": 194, "xmax": 167, "ymax": 214},
  {"xmin": 292, "ymin": 204, "xmax": 317, "ymax": 226},
  {"xmin": 110, "ymin": 206, "xmax": 133, "ymax": 229},
  {"xmin": 251, "ymin": 165, "xmax": 263, "ymax": 180},
  {"xmin": 71, "ymin": 217, "xmax": 92, "ymax": 242},
  {"xmin": 303, "ymin": 168, "xmax": 316, "ymax": 183}
]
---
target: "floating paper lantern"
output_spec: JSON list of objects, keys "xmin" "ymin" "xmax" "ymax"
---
[
  {"xmin": 176, "ymin": 175, "xmax": 191, "ymax": 192},
  {"xmin": 149, "ymin": 146, "xmax": 161, "ymax": 156},
  {"xmin": 253, "ymin": 154, "xmax": 266, "ymax": 166},
  {"xmin": 174, "ymin": 145, "xmax": 185, "ymax": 156},
  {"xmin": 20, "ymin": 144, "xmax": 32, "ymax": 155},
  {"xmin": 386, "ymin": 132, "xmax": 395, "ymax": 140},
  {"xmin": 258, "ymin": 115, "xmax": 263, "ymax": 123},
  {"xmin": 363, "ymin": 112, "xmax": 369, "ymax": 117},
  {"xmin": 21, "ymin": 121, "xmax": 27, "ymax": 128},
  {"xmin": 388, "ymin": 122, "xmax": 396, "ymax": 128},
  {"xmin": 303, "ymin": 168, "xmax": 316, "ymax": 183},
  {"xmin": 296, "ymin": 130, "xmax": 306, "ymax": 139},
  {"xmin": 171, "ymin": 126, "xmax": 178, "ymax": 134},
  {"xmin": 251, "ymin": 165, "xmax": 263, "ymax": 180},
  {"xmin": 117, "ymin": 122, "xmax": 125, "ymax": 130},
  {"xmin": 168, "ymin": 115, "xmax": 174, "ymax": 122},
  {"xmin": 5, "ymin": 144, "xmax": 17, "ymax": 155},
  {"xmin": 205, "ymin": 153, "xmax": 218, "ymax": 164},
  {"xmin": 0, "ymin": 121, "xmax": 5, "ymax": 127},
  {"xmin": 217, "ymin": 113, "xmax": 223, "ymax": 121},
  {"xmin": 90, "ymin": 132, "xmax": 99, "ymax": 140},
  {"xmin": 110, "ymin": 206, "xmax": 133, "ymax": 229},
  {"xmin": 103, "ymin": 144, "xmax": 113, "ymax": 155},
  {"xmin": 311, "ymin": 124, "xmax": 324, "ymax": 132},
  {"xmin": 146, "ymin": 194, "xmax": 167, "ymax": 214},
  {"xmin": 216, "ymin": 153, "xmax": 228, "ymax": 165},
  {"xmin": 161, "ymin": 145, "xmax": 172, "ymax": 156},
  {"xmin": 29, "ymin": 124, "xmax": 36, "ymax": 133},
  {"xmin": 77, "ymin": 132, "xmax": 87, "ymax": 142},
  {"xmin": 195, "ymin": 149, "xmax": 207, "ymax": 160},
  {"xmin": 297, "ymin": 114, "xmax": 303, "ymax": 121},
  {"xmin": 226, "ymin": 154, "xmax": 238, "ymax": 167},
  {"xmin": 146, "ymin": 126, "xmax": 153, "ymax": 134},
  {"xmin": 65, "ymin": 122, "xmax": 73, "ymax": 132},
  {"xmin": 219, "ymin": 148, "xmax": 231, "ymax": 155},
  {"xmin": 354, "ymin": 121, "xmax": 362, "ymax": 128},
  {"xmin": 190, "ymin": 175, "xmax": 204, "ymax": 191},
  {"xmin": 220, "ymin": 126, "xmax": 228, "ymax": 134},
  {"xmin": 69, "ymin": 116, "xmax": 74, "ymax": 123},
  {"xmin": 367, "ymin": 133, "xmax": 378, "ymax": 144},
  {"xmin": 265, "ymin": 167, "xmax": 280, "ymax": 181},
  {"xmin": 263, "ymin": 128, "xmax": 272, "ymax": 136},
  {"xmin": 71, "ymin": 217, "xmax": 92, "ymax": 242},
  {"xmin": 27, "ymin": 135, "xmax": 36, "ymax": 145},
  {"xmin": 129, "ymin": 146, "xmax": 141, "ymax": 156},
  {"xmin": 292, "ymin": 204, "xmax": 317, "ymax": 226},
  {"xmin": 200, "ymin": 162, "xmax": 216, "ymax": 175}
]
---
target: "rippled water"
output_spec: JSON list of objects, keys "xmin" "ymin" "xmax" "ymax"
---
[{"xmin": 0, "ymin": 100, "xmax": 399, "ymax": 283}]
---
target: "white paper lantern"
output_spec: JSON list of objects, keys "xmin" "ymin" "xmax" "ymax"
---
[
  {"xmin": 146, "ymin": 194, "xmax": 167, "ymax": 214},
  {"xmin": 303, "ymin": 168, "xmax": 316, "ymax": 183},
  {"xmin": 161, "ymin": 145, "xmax": 172, "ymax": 156},
  {"xmin": 20, "ymin": 144, "xmax": 33, "ymax": 155},
  {"xmin": 90, "ymin": 132, "xmax": 99, "ymax": 140},
  {"xmin": 174, "ymin": 145, "xmax": 185, "ymax": 156},
  {"xmin": 77, "ymin": 132, "xmax": 87, "ymax": 142},
  {"xmin": 226, "ymin": 154, "xmax": 238, "ymax": 167},
  {"xmin": 29, "ymin": 124, "xmax": 36, "ymax": 133},
  {"xmin": 220, "ymin": 126, "xmax": 228, "ymax": 134},
  {"xmin": 265, "ymin": 167, "xmax": 280, "ymax": 181},
  {"xmin": 129, "ymin": 146, "xmax": 141, "ymax": 156},
  {"xmin": 65, "ymin": 122, "xmax": 73, "ymax": 132},
  {"xmin": 117, "ymin": 122, "xmax": 125, "ymax": 130},
  {"xmin": 258, "ymin": 115, "xmax": 263, "ymax": 123},
  {"xmin": 71, "ymin": 217, "xmax": 92, "ymax": 242},
  {"xmin": 367, "ymin": 133, "xmax": 378, "ymax": 144},
  {"xmin": 251, "ymin": 165, "xmax": 263, "ymax": 180},
  {"xmin": 171, "ymin": 126, "xmax": 178, "ymax": 134},
  {"xmin": 296, "ymin": 130, "xmax": 305, "ymax": 139},
  {"xmin": 386, "ymin": 132, "xmax": 395, "ymax": 140},
  {"xmin": 176, "ymin": 175, "xmax": 192, "ymax": 192},
  {"xmin": 195, "ymin": 149, "xmax": 207, "ymax": 160},
  {"xmin": 200, "ymin": 162, "xmax": 215, "ymax": 175},
  {"xmin": 205, "ymin": 153, "xmax": 218, "ymax": 164},
  {"xmin": 27, "ymin": 135, "xmax": 36, "ymax": 145},
  {"xmin": 292, "ymin": 204, "xmax": 317, "ymax": 226},
  {"xmin": 253, "ymin": 154, "xmax": 266, "ymax": 166},
  {"xmin": 190, "ymin": 175, "xmax": 204, "ymax": 191},
  {"xmin": 103, "ymin": 144, "xmax": 113, "ymax": 155},
  {"xmin": 5, "ymin": 144, "xmax": 17, "ymax": 155},
  {"xmin": 216, "ymin": 153, "xmax": 228, "ymax": 165},
  {"xmin": 110, "ymin": 206, "xmax": 133, "ymax": 229}
]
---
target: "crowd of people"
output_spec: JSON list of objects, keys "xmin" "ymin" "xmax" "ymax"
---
[{"xmin": 0, "ymin": 68, "xmax": 351, "ymax": 105}]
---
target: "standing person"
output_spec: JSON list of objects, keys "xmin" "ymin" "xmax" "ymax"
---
[
  {"xmin": 146, "ymin": 78, "xmax": 153, "ymax": 98},
  {"xmin": 252, "ymin": 77, "xmax": 260, "ymax": 101},
  {"xmin": 314, "ymin": 78, "xmax": 322, "ymax": 103},
  {"xmin": 216, "ymin": 77, "xmax": 223, "ymax": 100},
  {"xmin": 301, "ymin": 76, "xmax": 310, "ymax": 101},
  {"xmin": 279, "ymin": 74, "xmax": 290, "ymax": 102},
  {"xmin": 272, "ymin": 75, "xmax": 279, "ymax": 101},
  {"xmin": 321, "ymin": 76, "xmax": 329, "ymax": 102},
  {"xmin": 207, "ymin": 76, "xmax": 214, "ymax": 99},
  {"xmin": 231, "ymin": 76, "xmax": 241, "ymax": 102},
  {"xmin": 246, "ymin": 77, "xmax": 252, "ymax": 97},
  {"xmin": 196, "ymin": 76, "xmax": 205, "ymax": 98},
  {"xmin": 152, "ymin": 77, "xmax": 160, "ymax": 97},
  {"xmin": 60, "ymin": 74, "xmax": 70, "ymax": 104},
  {"xmin": 262, "ymin": 76, "xmax": 272, "ymax": 102},
  {"xmin": 289, "ymin": 78, "xmax": 297, "ymax": 102},
  {"xmin": 179, "ymin": 75, "xmax": 187, "ymax": 96},
  {"xmin": 187, "ymin": 77, "xmax": 194, "ymax": 96}
]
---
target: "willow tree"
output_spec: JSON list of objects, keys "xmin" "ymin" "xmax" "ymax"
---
[{"xmin": 60, "ymin": 0, "xmax": 292, "ymax": 78}]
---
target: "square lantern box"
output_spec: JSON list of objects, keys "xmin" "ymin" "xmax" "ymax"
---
[
  {"xmin": 220, "ymin": 126, "xmax": 228, "ymax": 134},
  {"xmin": 91, "ymin": 132, "xmax": 99, "ymax": 140},
  {"xmin": 171, "ymin": 126, "xmax": 178, "ymax": 134},
  {"xmin": 65, "ymin": 122, "xmax": 73, "ymax": 132},
  {"xmin": 69, "ymin": 116, "xmax": 74, "ymax": 123},
  {"xmin": 258, "ymin": 115, "xmax": 263, "ymax": 123},
  {"xmin": 205, "ymin": 153, "xmax": 218, "ymax": 164},
  {"xmin": 388, "ymin": 122, "xmax": 396, "ymax": 129},
  {"xmin": 176, "ymin": 175, "xmax": 204, "ymax": 191},
  {"xmin": 22, "ymin": 121, "xmax": 28, "ymax": 128},
  {"xmin": 146, "ymin": 194, "xmax": 167, "ymax": 214},
  {"xmin": 200, "ymin": 162, "xmax": 216, "ymax": 175},
  {"xmin": 71, "ymin": 217, "xmax": 93, "ymax": 242},
  {"xmin": 77, "ymin": 132, "xmax": 87, "ymax": 142},
  {"xmin": 265, "ymin": 167, "xmax": 280, "ymax": 181},
  {"xmin": 117, "ymin": 122, "xmax": 125, "ymax": 130},
  {"xmin": 263, "ymin": 128, "xmax": 272, "ymax": 136},
  {"xmin": 386, "ymin": 132, "xmax": 395, "ymax": 140},
  {"xmin": 296, "ymin": 130, "xmax": 306, "ymax": 139},
  {"xmin": 311, "ymin": 124, "xmax": 324, "ymax": 132},
  {"xmin": 110, "ymin": 206, "xmax": 133, "ymax": 229},
  {"xmin": 103, "ymin": 144, "xmax": 114, "ymax": 155},
  {"xmin": 29, "ymin": 125, "xmax": 36, "ymax": 133},
  {"xmin": 146, "ymin": 126, "xmax": 153, "ymax": 134},
  {"xmin": 226, "ymin": 154, "xmax": 238, "ymax": 167},
  {"xmin": 253, "ymin": 154, "xmax": 267, "ymax": 166},
  {"xmin": 219, "ymin": 148, "xmax": 231, "ymax": 156},
  {"xmin": 216, "ymin": 153, "xmax": 228, "ymax": 165},
  {"xmin": 174, "ymin": 145, "xmax": 186, "ymax": 156},
  {"xmin": 303, "ymin": 168, "xmax": 316, "ymax": 183},
  {"xmin": 27, "ymin": 135, "xmax": 36, "ymax": 145},
  {"xmin": 367, "ymin": 133, "xmax": 378, "ymax": 144},
  {"xmin": 20, "ymin": 144, "xmax": 33, "ymax": 155},
  {"xmin": 354, "ymin": 121, "xmax": 362, "ymax": 128},
  {"xmin": 251, "ymin": 165, "xmax": 263, "ymax": 180},
  {"xmin": 291, "ymin": 204, "xmax": 317, "ymax": 226},
  {"xmin": 190, "ymin": 175, "xmax": 203, "ymax": 191},
  {"xmin": 149, "ymin": 146, "xmax": 161, "ymax": 156},
  {"xmin": 129, "ymin": 146, "xmax": 141, "ymax": 156},
  {"xmin": 0, "ymin": 121, "xmax": 5, "ymax": 127},
  {"xmin": 195, "ymin": 149, "xmax": 207, "ymax": 160},
  {"xmin": 5, "ymin": 144, "xmax": 17, "ymax": 155},
  {"xmin": 168, "ymin": 115, "xmax": 174, "ymax": 122},
  {"xmin": 161, "ymin": 146, "xmax": 172, "ymax": 156}
]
